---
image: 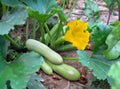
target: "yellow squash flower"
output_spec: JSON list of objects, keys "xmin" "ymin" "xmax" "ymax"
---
[{"xmin": 64, "ymin": 20, "xmax": 90, "ymax": 50}]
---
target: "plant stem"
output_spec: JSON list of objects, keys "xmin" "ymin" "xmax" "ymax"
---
[
  {"xmin": 32, "ymin": 20, "xmax": 38, "ymax": 39},
  {"xmin": 2, "ymin": 4, "xmax": 6, "ymax": 14},
  {"xmin": 54, "ymin": 36, "xmax": 65, "ymax": 46},
  {"xmin": 4, "ymin": 34, "xmax": 20, "ymax": 49},
  {"xmin": 56, "ymin": 44, "xmax": 76, "ymax": 51},
  {"xmin": 118, "ymin": 6, "xmax": 120, "ymax": 21},
  {"xmin": 66, "ymin": 0, "xmax": 78, "ymax": 19},
  {"xmin": 62, "ymin": 0, "xmax": 66, "ymax": 9},
  {"xmin": 25, "ymin": 20, "xmax": 29, "ymax": 40},
  {"xmin": 57, "ymin": 22, "xmax": 62, "ymax": 38},
  {"xmin": 107, "ymin": 9, "xmax": 112, "ymax": 24},
  {"xmin": 63, "ymin": 57, "xmax": 79, "ymax": 60},
  {"xmin": 39, "ymin": 22, "xmax": 45, "ymax": 43},
  {"xmin": 44, "ymin": 23, "xmax": 54, "ymax": 48},
  {"xmin": 107, "ymin": 0, "xmax": 115, "ymax": 24}
]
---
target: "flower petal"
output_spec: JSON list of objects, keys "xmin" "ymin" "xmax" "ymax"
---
[{"xmin": 64, "ymin": 20, "xmax": 90, "ymax": 50}]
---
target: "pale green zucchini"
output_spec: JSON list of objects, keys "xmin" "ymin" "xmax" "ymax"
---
[
  {"xmin": 26, "ymin": 39, "xmax": 63, "ymax": 64},
  {"xmin": 45, "ymin": 60, "xmax": 80, "ymax": 81},
  {"xmin": 41, "ymin": 61, "xmax": 53, "ymax": 75}
]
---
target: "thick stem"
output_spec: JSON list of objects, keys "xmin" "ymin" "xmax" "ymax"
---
[
  {"xmin": 63, "ymin": 57, "xmax": 79, "ymax": 60},
  {"xmin": 39, "ymin": 22, "xmax": 45, "ymax": 43},
  {"xmin": 62, "ymin": 0, "xmax": 66, "ymax": 9},
  {"xmin": 2, "ymin": 4, "xmax": 6, "ymax": 14},
  {"xmin": 25, "ymin": 20, "xmax": 29, "ymax": 40},
  {"xmin": 32, "ymin": 20, "xmax": 38, "ymax": 39},
  {"xmin": 44, "ymin": 23, "xmax": 54, "ymax": 48},
  {"xmin": 106, "ymin": 0, "xmax": 115, "ymax": 24},
  {"xmin": 57, "ymin": 22, "xmax": 62, "ymax": 38},
  {"xmin": 4, "ymin": 34, "xmax": 20, "ymax": 49}
]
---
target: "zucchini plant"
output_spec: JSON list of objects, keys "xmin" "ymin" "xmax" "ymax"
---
[
  {"xmin": 76, "ymin": 0, "xmax": 120, "ymax": 88},
  {"xmin": 1, "ymin": 0, "xmax": 119, "ymax": 89},
  {"xmin": 0, "ymin": 0, "xmax": 71, "ymax": 88}
]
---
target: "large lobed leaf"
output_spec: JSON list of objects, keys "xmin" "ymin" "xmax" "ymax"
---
[
  {"xmin": 0, "ymin": 35, "xmax": 8, "ymax": 57},
  {"xmin": 108, "ymin": 62, "xmax": 120, "ymax": 89},
  {"xmin": 78, "ymin": 50, "xmax": 109, "ymax": 80},
  {"xmin": 0, "ymin": 54, "xmax": 6, "ymax": 73},
  {"xmin": 25, "ymin": 0, "xmax": 66, "ymax": 22},
  {"xmin": 0, "ymin": 0, "xmax": 22, "ymax": 6},
  {"xmin": 0, "ymin": 7, "xmax": 28, "ymax": 35},
  {"xmin": 91, "ymin": 23, "xmax": 112, "ymax": 52},
  {"xmin": 27, "ymin": 73, "xmax": 46, "ymax": 89},
  {"xmin": 28, "ymin": 8, "xmax": 53, "ymax": 23},
  {"xmin": 103, "ymin": 23, "xmax": 120, "ymax": 60},
  {"xmin": 77, "ymin": 50, "xmax": 120, "ymax": 80},
  {"xmin": 80, "ymin": 22, "xmax": 120, "ymax": 81},
  {"xmin": 1, "ymin": 0, "xmax": 66, "ymax": 23},
  {"xmin": 0, "ymin": 52, "xmax": 43, "ymax": 89},
  {"xmin": 22, "ymin": 0, "xmax": 58, "ymax": 14}
]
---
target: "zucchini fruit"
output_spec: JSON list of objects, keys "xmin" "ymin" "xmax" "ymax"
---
[
  {"xmin": 56, "ymin": 44, "xmax": 76, "ymax": 52},
  {"xmin": 45, "ymin": 59, "xmax": 80, "ymax": 81},
  {"xmin": 26, "ymin": 39, "xmax": 80, "ymax": 81},
  {"xmin": 26, "ymin": 39, "xmax": 63, "ymax": 64},
  {"xmin": 41, "ymin": 61, "xmax": 53, "ymax": 75}
]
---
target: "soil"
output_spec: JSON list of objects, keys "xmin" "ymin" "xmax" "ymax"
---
[{"xmin": 10, "ymin": 0, "xmax": 117, "ymax": 89}]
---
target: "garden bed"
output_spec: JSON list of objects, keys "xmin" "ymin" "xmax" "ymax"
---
[
  {"xmin": 12, "ymin": 0, "xmax": 116, "ymax": 89},
  {"xmin": 0, "ymin": 0, "xmax": 119, "ymax": 89}
]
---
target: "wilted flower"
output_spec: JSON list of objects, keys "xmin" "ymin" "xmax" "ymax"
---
[{"xmin": 64, "ymin": 20, "xmax": 90, "ymax": 50}]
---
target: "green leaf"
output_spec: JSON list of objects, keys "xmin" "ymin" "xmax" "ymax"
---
[
  {"xmin": 0, "ymin": 35, "xmax": 8, "ymax": 57},
  {"xmin": 0, "ymin": 52, "xmax": 43, "ymax": 89},
  {"xmin": 1, "ymin": 0, "xmax": 22, "ymax": 6},
  {"xmin": 22, "ymin": 0, "xmax": 58, "ymax": 14},
  {"xmin": 103, "ymin": 0, "xmax": 116, "ymax": 7},
  {"xmin": 117, "ymin": 0, "xmax": 120, "ymax": 5},
  {"xmin": 107, "ymin": 76, "xmax": 114, "ymax": 88},
  {"xmin": 108, "ymin": 62, "xmax": 120, "ymax": 89},
  {"xmin": 26, "ymin": 0, "xmax": 66, "ymax": 22},
  {"xmin": 84, "ymin": 0, "xmax": 100, "ymax": 22},
  {"xmin": 47, "ymin": 16, "xmax": 59, "ymax": 26},
  {"xmin": 28, "ymin": 8, "xmax": 53, "ymax": 23},
  {"xmin": 0, "ymin": 54, "xmax": 6, "ymax": 73},
  {"xmin": 51, "ymin": 8, "xmax": 66, "ymax": 22},
  {"xmin": 77, "ymin": 50, "xmax": 109, "ymax": 80},
  {"xmin": 77, "ymin": 50, "xmax": 120, "ymax": 80},
  {"xmin": 27, "ymin": 73, "xmax": 46, "ymax": 89},
  {"xmin": 103, "ymin": 23, "xmax": 120, "ymax": 59},
  {"xmin": 0, "ymin": 6, "xmax": 28, "ymax": 35},
  {"xmin": 91, "ymin": 23, "xmax": 112, "ymax": 52},
  {"xmin": 103, "ymin": 0, "xmax": 113, "ymax": 6}
]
